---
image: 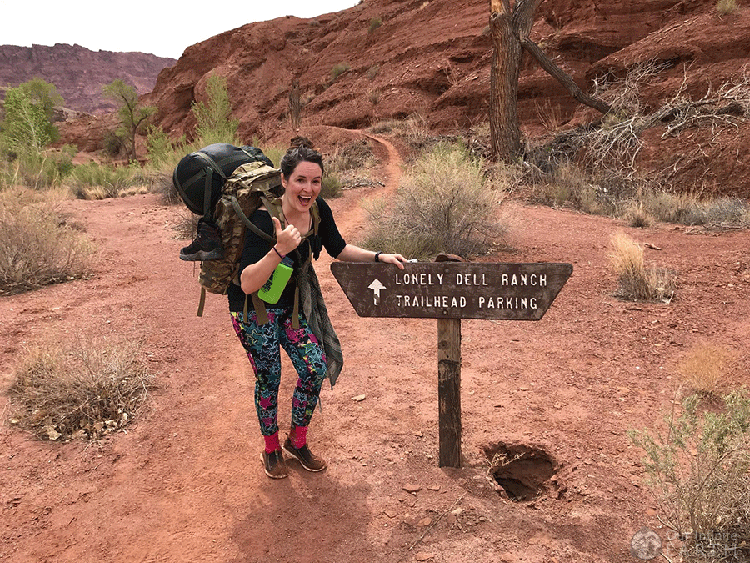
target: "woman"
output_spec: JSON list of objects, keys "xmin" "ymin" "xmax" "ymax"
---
[{"xmin": 229, "ymin": 144, "xmax": 405, "ymax": 479}]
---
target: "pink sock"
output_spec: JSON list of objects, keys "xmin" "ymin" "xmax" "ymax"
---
[
  {"xmin": 264, "ymin": 432, "xmax": 281, "ymax": 453},
  {"xmin": 290, "ymin": 425, "xmax": 307, "ymax": 449}
]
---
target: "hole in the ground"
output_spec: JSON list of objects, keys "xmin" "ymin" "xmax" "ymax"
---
[{"xmin": 482, "ymin": 442, "xmax": 559, "ymax": 501}]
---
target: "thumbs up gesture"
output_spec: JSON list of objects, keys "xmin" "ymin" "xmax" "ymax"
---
[{"xmin": 272, "ymin": 216, "xmax": 302, "ymax": 256}]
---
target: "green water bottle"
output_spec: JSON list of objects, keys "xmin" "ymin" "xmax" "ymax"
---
[{"xmin": 257, "ymin": 256, "xmax": 294, "ymax": 304}]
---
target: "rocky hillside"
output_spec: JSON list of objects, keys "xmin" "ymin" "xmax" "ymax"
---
[
  {"xmin": 65, "ymin": 0, "xmax": 750, "ymax": 196},
  {"xmin": 0, "ymin": 43, "xmax": 175, "ymax": 115}
]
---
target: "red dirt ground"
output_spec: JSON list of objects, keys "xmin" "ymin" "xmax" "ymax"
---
[{"xmin": 1, "ymin": 130, "xmax": 749, "ymax": 563}]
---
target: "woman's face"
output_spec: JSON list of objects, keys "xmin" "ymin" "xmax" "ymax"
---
[{"xmin": 282, "ymin": 160, "xmax": 323, "ymax": 214}]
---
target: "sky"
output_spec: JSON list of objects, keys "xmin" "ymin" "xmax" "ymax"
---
[{"xmin": 2, "ymin": 0, "xmax": 361, "ymax": 60}]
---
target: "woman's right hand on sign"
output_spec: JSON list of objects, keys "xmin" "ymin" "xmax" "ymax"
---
[{"xmin": 272, "ymin": 216, "xmax": 301, "ymax": 255}]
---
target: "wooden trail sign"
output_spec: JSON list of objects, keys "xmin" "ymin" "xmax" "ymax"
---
[
  {"xmin": 331, "ymin": 260, "xmax": 572, "ymax": 469},
  {"xmin": 330, "ymin": 262, "xmax": 572, "ymax": 321}
]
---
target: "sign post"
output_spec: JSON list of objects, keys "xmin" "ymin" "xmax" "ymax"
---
[{"xmin": 331, "ymin": 260, "xmax": 572, "ymax": 468}]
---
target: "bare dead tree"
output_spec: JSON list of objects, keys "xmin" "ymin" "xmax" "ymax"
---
[
  {"xmin": 489, "ymin": 0, "xmax": 611, "ymax": 163},
  {"xmin": 288, "ymin": 78, "xmax": 301, "ymax": 132}
]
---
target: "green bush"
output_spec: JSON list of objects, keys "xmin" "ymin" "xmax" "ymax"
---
[
  {"xmin": 192, "ymin": 74, "xmax": 239, "ymax": 146},
  {"xmin": 321, "ymin": 174, "xmax": 343, "ymax": 198},
  {"xmin": 0, "ymin": 190, "xmax": 94, "ymax": 293},
  {"xmin": 2, "ymin": 147, "xmax": 76, "ymax": 190},
  {"xmin": 68, "ymin": 161, "xmax": 144, "ymax": 199},
  {"xmin": 630, "ymin": 390, "xmax": 750, "ymax": 561},
  {"xmin": 368, "ymin": 17, "xmax": 382, "ymax": 33},
  {"xmin": 331, "ymin": 63, "xmax": 351, "ymax": 81},
  {"xmin": 146, "ymin": 125, "xmax": 184, "ymax": 169},
  {"xmin": 361, "ymin": 141, "xmax": 505, "ymax": 259}
]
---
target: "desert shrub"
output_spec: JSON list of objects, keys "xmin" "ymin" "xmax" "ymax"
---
[
  {"xmin": 630, "ymin": 390, "xmax": 750, "ymax": 561},
  {"xmin": 717, "ymin": 0, "xmax": 738, "ymax": 14},
  {"xmin": 640, "ymin": 190, "xmax": 750, "ymax": 228},
  {"xmin": 625, "ymin": 202, "xmax": 654, "ymax": 228},
  {"xmin": 68, "ymin": 161, "xmax": 145, "ymax": 199},
  {"xmin": 103, "ymin": 129, "xmax": 126, "ymax": 157},
  {"xmin": 609, "ymin": 232, "xmax": 675, "ymax": 302},
  {"xmin": 366, "ymin": 65, "xmax": 380, "ymax": 80},
  {"xmin": 678, "ymin": 343, "xmax": 735, "ymax": 398},
  {"xmin": 0, "ymin": 189, "xmax": 94, "ymax": 294},
  {"xmin": 328, "ymin": 140, "xmax": 375, "ymax": 174},
  {"xmin": 146, "ymin": 125, "xmax": 187, "ymax": 171},
  {"xmin": 0, "ymin": 145, "xmax": 76, "ymax": 190},
  {"xmin": 259, "ymin": 143, "xmax": 285, "ymax": 169},
  {"xmin": 532, "ymin": 163, "xmax": 609, "ymax": 214},
  {"xmin": 368, "ymin": 17, "xmax": 382, "ymax": 33},
  {"xmin": 7, "ymin": 338, "xmax": 155, "ymax": 441},
  {"xmin": 331, "ymin": 62, "xmax": 350, "ymax": 81},
  {"xmin": 370, "ymin": 114, "xmax": 431, "ymax": 151},
  {"xmin": 192, "ymin": 74, "xmax": 239, "ymax": 147},
  {"xmin": 321, "ymin": 174, "xmax": 343, "ymax": 198},
  {"xmin": 361, "ymin": 141, "xmax": 505, "ymax": 259},
  {"xmin": 686, "ymin": 197, "xmax": 750, "ymax": 228}
]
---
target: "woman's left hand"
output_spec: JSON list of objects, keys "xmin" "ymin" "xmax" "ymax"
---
[{"xmin": 378, "ymin": 253, "xmax": 407, "ymax": 269}]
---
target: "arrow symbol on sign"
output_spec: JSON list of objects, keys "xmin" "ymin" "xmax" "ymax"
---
[{"xmin": 368, "ymin": 279, "xmax": 386, "ymax": 305}]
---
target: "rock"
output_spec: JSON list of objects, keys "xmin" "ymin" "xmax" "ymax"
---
[
  {"xmin": 402, "ymin": 484, "xmax": 421, "ymax": 493},
  {"xmin": 0, "ymin": 44, "xmax": 174, "ymax": 115}
]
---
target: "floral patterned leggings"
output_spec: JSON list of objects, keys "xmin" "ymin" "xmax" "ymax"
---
[{"xmin": 231, "ymin": 309, "xmax": 327, "ymax": 436}]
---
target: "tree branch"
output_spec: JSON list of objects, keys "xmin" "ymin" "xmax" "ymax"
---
[{"xmin": 519, "ymin": 34, "xmax": 612, "ymax": 115}]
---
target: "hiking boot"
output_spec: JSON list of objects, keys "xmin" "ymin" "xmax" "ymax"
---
[
  {"xmin": 179, "ymin": 220, "xmax": 224, "ymax": 261},
  {"xmin": 261, "ymin": 449, "xmax": 288, "ymax": 479},
  {"xmin": 283, "ymin": 438, "xmax": 327, "ymax": 472}
]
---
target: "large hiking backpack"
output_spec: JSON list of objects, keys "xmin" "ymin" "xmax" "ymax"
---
[
  {"xmin": 195, "ymin": 161, "xmax": 321, "ymax": 320},
  {"xmin": 172, "ymin": 143, "xmax": 273, "ymax": 218}
]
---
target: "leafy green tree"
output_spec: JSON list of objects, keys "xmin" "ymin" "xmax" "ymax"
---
[
  {"xmin": 103, "ymin": 79, "xmax": 155, "ymax": 161},
  {"xmin": 192, "ymin": 74, "xmax": 239, "ymax": 146},
  {"xmin": 1, "ymin": 79, "xmax": 63, "ymax": 152},
  {"xmin": 18, "ymin": 78, "xmax": 64, "ymax": 121}
]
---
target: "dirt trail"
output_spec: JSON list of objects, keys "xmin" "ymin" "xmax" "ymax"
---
[{"xmin": 1, "ymin": 131, "xmax": 750, "ymax": 563}]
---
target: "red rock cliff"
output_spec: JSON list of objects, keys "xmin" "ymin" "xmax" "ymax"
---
[{"xmin": 0, "ymin": 43, "xmax": 175, "ymax": 115}]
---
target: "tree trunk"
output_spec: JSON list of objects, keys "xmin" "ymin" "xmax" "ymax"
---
[
  {"xmin": 489, "ymin": 0, "xmax": 539, "ymax": 163},
  {"xmin": 489, "ymin": 0, "xmax": 610, "ymax": 163}
]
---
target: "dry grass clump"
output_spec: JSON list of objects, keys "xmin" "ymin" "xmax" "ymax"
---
[
  {"xmin": 0, "ymin": 189, "xmax": 95, "ymax": 294},
  {"xmin": 361, "ymin": 141, "xmax": 506, "ymax": 259},
  {"xmin": 717, "ymin": 0, "xmax": 738, "ymax": 15},
  {"xmin": 640, "ymin": 190, "xmax": 750, "ymax": 228},
  {"xmin": 624, "ymin": 202, "xmax": 654, "ymax": 228},
  {"xmin": 678, "ymin": 342, "xmax": 735, "ymax": 398},
  {"xmin": 7, "ymin": 338, "xmax": 155, "ymax": 441},
  {"xmin": 369, "ymin": 114, "xmax": 431, "ymax": 151},
  {"xmin": 532, "ymin": 163, "xmax": 615, "ymax": 215},
  {"xmin": 609, "ymin": 232, "xmax": 675, "ymax": 302}
]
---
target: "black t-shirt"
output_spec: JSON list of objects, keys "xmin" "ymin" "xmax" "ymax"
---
[{"xmin": 227, "ymin": 197, "xmax": 347, "ymax": 312}]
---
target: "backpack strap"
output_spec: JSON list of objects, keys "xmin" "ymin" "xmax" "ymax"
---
[
  {"xmin": 228, "ymin": 195, "xmax": 279, "ymax": 243},
  {"xmin": 233, "ymin": 198, "xmax": 320, "ymax": 330},
  {"xmin": 193, "ymin": 152, "xmax": 228, "ymax": 218},
  {"xmin": 197, "ymin": 286, "xmax": 207, "ymax": 317}
]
